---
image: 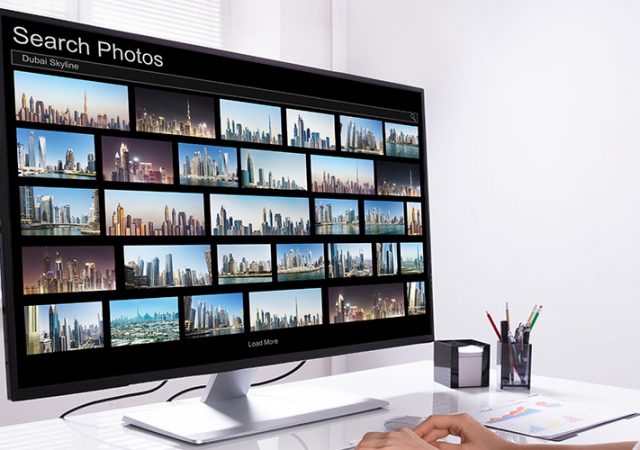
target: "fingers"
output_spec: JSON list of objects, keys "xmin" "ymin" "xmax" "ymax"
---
[
  {"xmin": 356, "ymin": 428, "xmax": 438, "ymax": 449},
  {"xmin": 419, "ymin": 428, "xmax": 450, "ymax": 442},
  {"xmin": 414, "ymin": 413, "xmax": 469, "ymax": 439},
  {"xmin": 430, "ymin": 442, "xmax": 459, "ymax": 450}
]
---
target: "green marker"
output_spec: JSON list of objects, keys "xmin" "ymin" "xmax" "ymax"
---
[{"xmin": 529, "ymin": 305, "xmax": 543, "ymax": 331}]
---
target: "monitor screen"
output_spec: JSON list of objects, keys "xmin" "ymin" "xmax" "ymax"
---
[{"xmin": 0, "ymin": 9, "xmax": 432, "ymax": 401}]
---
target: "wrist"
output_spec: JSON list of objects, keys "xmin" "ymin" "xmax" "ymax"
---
[{"xmin": 499, "ymin": 440, "xmax": 520, "ymax": 450}]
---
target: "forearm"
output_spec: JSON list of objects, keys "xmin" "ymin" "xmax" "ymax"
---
[{"xmin": 516, "ymin": 443, "xmax": 636, "ymax": 450}]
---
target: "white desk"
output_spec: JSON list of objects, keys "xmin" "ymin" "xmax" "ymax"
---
[{"xmin": 0, "ymin": 361, "xmax": 638, "ymax": 450}]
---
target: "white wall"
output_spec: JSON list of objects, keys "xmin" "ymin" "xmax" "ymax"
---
[{"xmin": 342, "ymin": 0, "xmax": 640, "ymax": 388}]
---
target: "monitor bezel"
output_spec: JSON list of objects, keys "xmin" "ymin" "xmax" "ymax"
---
[{"xmin": 0, "ymin": 8, "xmax": 433, "ymax": 401}]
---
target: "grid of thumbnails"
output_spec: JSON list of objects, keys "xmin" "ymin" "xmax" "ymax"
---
[{"xmin": 13, "ymin": 68, "xmax": 427, "ymax": 358}]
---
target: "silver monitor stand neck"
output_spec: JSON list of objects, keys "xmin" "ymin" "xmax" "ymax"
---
[{"xmin": 122, "ymin": 368, "xmax": 389, "ymax": 445}]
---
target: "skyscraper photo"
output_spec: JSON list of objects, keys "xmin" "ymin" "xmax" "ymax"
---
[
  {"xmin": 376, "ymin": 243, "xmax": 398, "ymax": 276},
  {"xmin": 311, "ymin": 155, "xmax": 375, "ymax": 195},
  {"xmin": 221, "ymin": 99, "xmax": 282, "ymax": 145},
  {"xmin": 135, "ymin": 87, "xmax": 215, "ymax": 138},
  {"xmin": 211, "ymin": 194, "xmax": 310, "ymax": 236},
  {"xmin": 110, "ymin": 297, "xmax": 180, "ymax": 346},
  {"xmin": 179, "ymin": 143, "xmax": 238, "ymax": 187},
  {"xmin": 329, "ymin": 283, "xmax": 405, "ymax": 323},
  {"xmin": 105, "ymin": 190, "xmax": 205, "ymax": 236},
  {"xmin": 364, "ymin": 200, "xmax": 405, "ymax": 235},
  {"xmin": 24, "ymin": 302, "xmax": 103, "ymax": 355},
  {"xmin": 102, "ymin": 136, "xmax": 174, "ymax": 184},
  {"xmin": 340, "ymin": 115, "xmax": 383, "ymax": 155},
  {"xmin": 217, "ymin": 244, "xmax": 272, "ymax": 285},
  {"xmin": 376, "ymin": 161, "xmax": 422, "ymax": 197},
  {"xmin": 385, "ymin": 122, "xmax": 420, "ymax": 159},
  {"xmin": 184, "ymin": 293, "xmax": 245, "ymax": 338},
  {"xmin": 277, "ymin": 243, "xmax": 325, "ymax": 282},
  {"xmin": 22, "ymin": 246, "xmax": 116, "ymax": 295},
  {"xmin": 328, "ymin": 243, "xmax": 373, "ymax": 278},
  {"xmin": 240, "ymin": 148, "xmax": 307, "ymax": 190},
  {"xmin": 16, "ymin": 128, "xmax": 96, "ymax": 179},
  {"xmin": 123, "ymin": 245, "xmax": 212, "ymax": 289},
  {"xmin": 14, "ymin": 71, "xmax": 129, "ymax": 130},
  {"xmin": 286, "ymin": 108, "xmax": 335, "ymax": 150},
  {"xmin": 20, "ymin": 187, "xmax": 100, "ymax": 236},
  {"xmin": 250, "ymin": 288, "xmax": 322, "ymax": 331}
]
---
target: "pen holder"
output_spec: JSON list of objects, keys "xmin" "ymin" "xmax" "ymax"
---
[{"xmin": 498, "ymin": 341, "xmax": 532, "ymax": 389}]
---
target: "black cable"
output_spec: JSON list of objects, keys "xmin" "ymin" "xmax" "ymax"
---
[
  {"xmin": 166, "ymin": 384, "xmax": 205, "ymax": 402},
  {"xmin": 250, "ymin": 360, "xmax": 307, "ymax": 387},
  {"xmin": 167, "ymin": 360, "xmax": 307, "ymax": 402},
  {"xmin": 59, "ymin": 380, "xmax": 168, "ymax": 420}
]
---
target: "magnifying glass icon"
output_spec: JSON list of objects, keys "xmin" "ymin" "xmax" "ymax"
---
[{"xmin": 409, "ymin": 113, "xmax": 418, "ymax": 122}]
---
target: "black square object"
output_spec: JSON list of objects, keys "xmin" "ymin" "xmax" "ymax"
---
[{"xmin": 434, "ymin": 340, "xmax": 490, "ymax": 388}]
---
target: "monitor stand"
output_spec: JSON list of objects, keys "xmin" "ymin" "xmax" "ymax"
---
[{"xmin": 122, "ymin": 367, "xmax": 389, "ymax": 444}]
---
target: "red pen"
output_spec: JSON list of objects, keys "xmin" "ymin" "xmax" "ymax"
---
[{"xmin": 486, "ymin": 310, "xmax": 502, "ymax": 340}]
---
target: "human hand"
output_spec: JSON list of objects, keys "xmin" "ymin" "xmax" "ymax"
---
[
  {"xmin": 414, "ymin": 413, "xmax": 514, "ymax": 450},
  {"xmin": 356, "ymin": 427, "xmax": 439, "ymax": 449}
]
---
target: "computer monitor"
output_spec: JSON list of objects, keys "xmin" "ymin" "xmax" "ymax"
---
[{"xmin": 0, "ymin": 9, "xmax": 433, "ymax": 444}]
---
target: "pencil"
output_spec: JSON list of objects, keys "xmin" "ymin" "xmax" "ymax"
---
[
  {"xmin": 486, "ymin": 310, "xmax": 502, "ymax": 340},
  {"xmin": 526, "ymin": 304, "xmax": 538, "ymax": 325},
  {"xmin": 530, "ymin": 305, "xmax": 543, "ymax": 330}
]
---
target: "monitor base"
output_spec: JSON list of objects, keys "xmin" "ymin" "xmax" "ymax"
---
[{"xmin": 122, "ymin": 368, "xmax": 389, "ymax": 444}]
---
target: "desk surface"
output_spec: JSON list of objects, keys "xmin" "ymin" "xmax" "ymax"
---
[{"xmin": 1, "ymin": 361, "xmax": 638, "ymax": 450}]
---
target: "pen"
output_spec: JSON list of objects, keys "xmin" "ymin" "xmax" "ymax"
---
[
  {"xmin": 530, "ymin": 305, "xmax": 543, "ymax": 330},
  {"xmin": 486, "ymin": 310, "xmax": 502, "ymax": 340}
]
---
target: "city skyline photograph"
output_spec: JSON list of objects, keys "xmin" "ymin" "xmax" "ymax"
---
[
  {"xmin": 102, "ymin": 136, "xmax": 174, "ymax": 184},
  {"xmin": 217, "ymin": 244, "xmax": 272, "ymax": 285},
  {"xmin": 406, "ymin": 202, "xmax": 423, "ymax": 236},
  {"xmin": 400, "ymin": 242, "xmax": 424, "ymax": 274},
  {"xmin": 250, "ymin": 288, "xmax": 323, "ymax": 331},
  {"xmin": 105, "ymin": 190, "xmax": 205, "ymax": 236},
  {"xmin": 184, "ymin": 293, "xmax": 245, "ymax": 338},
  {"xmin": 376, "ymin": 242, "xmax": 398, "ymax": 276},
  {"xmin": 365, "ymin": 200, "xmax": 405, "ymax": 235},
  {"xmin": 276, "ymin": 243, "xmax": 325, "ymax": 282},
  {"xmin": 211, "ymin": 194, "xmax": 310, "ymax": 236},
  {"xmin": 385, "ymin": 122, "xmax": 420, "ymax": 158},
  {"xmin": 311, "ymin": 154, "xmax": 375, "ymax": 195},
  {"xmin": 22, "ymin": 245, "xmax": 116, "ymax": 295},
  {"xmin": 16, "ymin": 128, "xmax": 96, "ymax": 179},
  {"xmin": 376, "ymin": 161, "xmax": 422, "ymax": 197},
  {"xmin": 340, "ymin": 115, "xmax": 384, "ymax": 155},
  {"xmin": 123, "ymin": 244, "xmax": 212, "ymax": 289},
  {"xmin": 221, "ymin": 99, "xmax": 282, "ymax": 145},
  {"xmin": 286, "ymin": 108, "xmax": 335, "ymax": 150},
  {"xmin": 328, "ymin": 243, "xmax": 373, "ymax": 278},
  {"xmin": 24, "ymin": 302, "xmax": 103, "ymax": 355},
  {"xmin": 14, "ymin": 71, "xmax": 129, "ymax": 130},
  {"xmin": 110, "ymin": 297, "xmax": 180, "ymax": 346},
  {"xmin": 407, "ymin": 281, "xmax": 427, "ymax": 315},
  {"xmin": 314, "ymin": 198, "xmax": 360, "ymax": 235},
  {"xmin": 20, "ymin": 186, "xmax": 100, "ymax": 236},
  {"xmin": 179, "ymin": 143, "xmax": 238, "ymax": 187},
  {"xmin": 329, "ymin": 283, "xmax": 405, "ymax": 323},
  {"xmin": 135, "ymin": 87, "xmax": 215, "ymax": 138},
  {"xmin": 240, "ymin": 148, "xmax": 307, "ymax": 191}
]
